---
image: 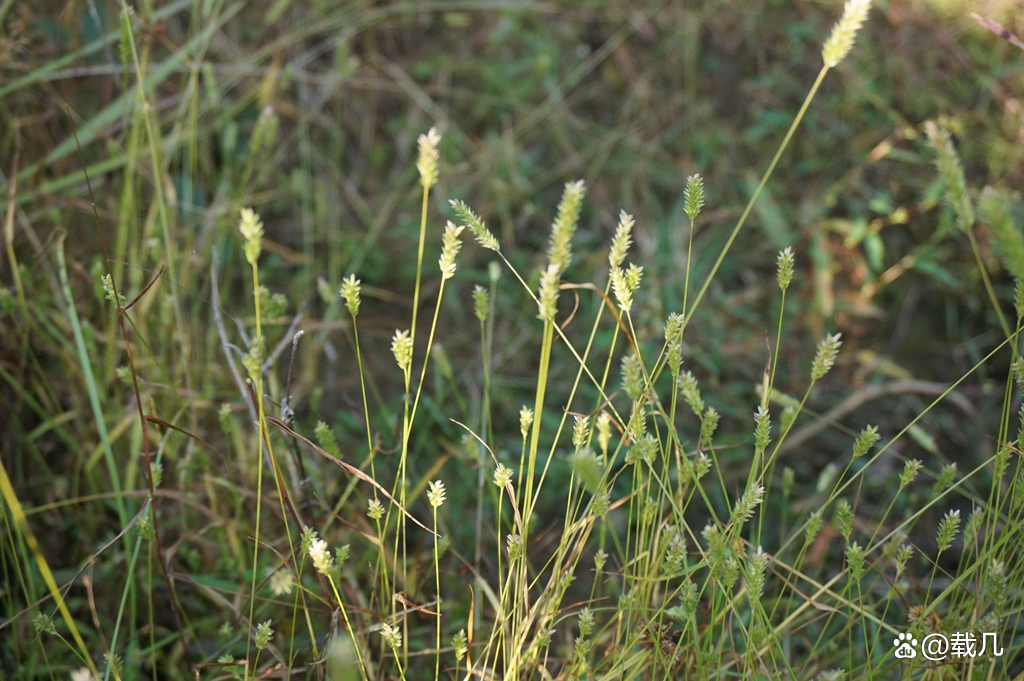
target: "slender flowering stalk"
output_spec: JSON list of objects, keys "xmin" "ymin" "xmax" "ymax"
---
[
  {"xmin": 427, "ymin": 480, "xmax": 446, "ymax": 681},
  {"xmin": 309, "ymin": 538, "xmax": 368, "ymax": 680}
]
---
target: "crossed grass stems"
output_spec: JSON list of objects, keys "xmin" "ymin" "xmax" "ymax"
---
[{"xmin": 4, "ymin": 0, "xmax": 1022, "ymax": 678}]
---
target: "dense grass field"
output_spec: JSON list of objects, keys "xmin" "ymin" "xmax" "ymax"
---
[{"xmin": 2, "ymin": 0, "xmax": 1024, "ymax": 678}]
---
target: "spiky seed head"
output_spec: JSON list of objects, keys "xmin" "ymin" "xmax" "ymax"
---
[
  {"xmin": 309, "ymin": 538, "xmax": 334, "ymax": 575},
  {"xmin": 367, "ymin": 498, "xmax": 385, "ymax": 521},
  {"xmin": 852, "ymin": 425, "xmax": 880, "ymax": 459},
  {"xmin": 239, "ymin": 208, "xmax": 264, "ymax": 265},
  {"xmin": 493, "ymin": 463, "xmax": 513, "ymax": 488},
  {"xmin": 380, "ymin": 622, "xmax": 402, "ymax": 650},
  {"xmin": 391, "ymin": 329, "xmax": 413, "ymax": 373},
  {"xmin": 439, "ymin": 221, "xmax": 465, "ymax": 279},
  {"xmin": 745, "ymin": 546, "xmax": 770, "ymax": 604},
  {"xmin": 621, "ymin": 354, "xmax": 645, "ymax": 402},
  {"xmin": 519, "ymin": 406, "xmax": 534, "ymax": 439},
  {"xmin": 678, "ymin": 371, "xmax": 704, "ymax": 416},
  {"xmin": 300, "ymin": 526, "xmax": 318, "ymax": 555},
  {"xmin": 270, "ymin": 569, "xmax": 294, "ymax": 596},
  {"xmin": 899, "ymin": 458, "xmax": 922, "ymax": 490},
  {"xmin": 417, "ymin": 127, "xmax": 441, "ymax": 189},
  {"xmin": 700, "ymin": 407, "xmax": 719, "ymax": 448},
  {"xmin": 427, "ymin": 479, "xmax": 446, "ymax": 508},
  {"xmin": 473, "ymin": 285, "xmax": 489, "ymax": 322},
  {"xmin": 255, "ymin": 620, "xmax": 274, "ymax": 650},
  {"xmin": 547, "ymin": 180, "xmax": 586, "ymax": 274},
  {"xmin": 315, "ymin": 420, "xmax": 341, "ymax": 458},
  {"xmin": 732, "ymin": 483, "xmax": 765, "ymax": 523},
  {"xmin": 664, "ymin": 312, "xmax": 685, "ymax": 344},
  {"xmin": 506, "ymin": 533, "xmax": 523, "ymax": 561},
  {"xmin": 933, "ymin": 462, "xmax": 957, "ymax": 494},
  {"xmin": 608, "ymin": 210, "xmax": 635, "ymax": 269},
  {"xmin": 335, "ymin": 544, "xmax": 350, "ymax": 566},
  {"xmin": 924, "ymin": 121, "xmax": 974, "ymax": 232},
  {"xmin": 596, "ymin": 412, "xmax": 612, "ymax": 455},
  {"xmin": 611, "ymin": 263, "xmax": 644, "ymax": 313},
  {"xmin": 340, "ymin": 274, "xmax": 361, "ymax": 317},
  {"xmin": 683, "ymin": 174, "xmax": 705, "ymax": 222},
  {"xmin": 450, "ymin": 199, "xmax": 500, "ymax": 252},
  {"xmin": 980, "ymin": 187, "xmax": 1024, "ymax": 280},
  {"xmin": 753, "ymin": 406, "xmax": 772, "ymax": 454},
  {"xmin": 811, "ymin": 333, "xmax": 842, "ymax": 380},
  {"xmin": 577, "ymin": 607, "xmax": 595, "ymax": 637},
  {"xmin": 777, "ymin": 247, "xmax": 795, "ymax": 292},
  {"xmin": 572, "ymin": 414, "xmax": 590, "ymax": 450},
  {"xmin": 693, "ymin": 451, "xmax": 711, "ymax": 479},
  {"xmin": 845, "ymin": 542, "xmax": 865, "ymax": 582},
  {"xmin": 835, "ymin": 499, "xmax": 854, "ymax": 540},
  {"xmin": 452, "ymin": 629, "xmax": 468, "ymax": 662},
  {"xmin": 936, "ymin": 509, "xmax": 961, "ymax": 551},
  {"xmin": 594, "ymin": 549, "xmax": 608, "ymax": 572},
  {"xmin": 805, "ymin": 510, "xmax": 823, "ymax": 546},
  {"xmin": 536, "ymin": 263, "xmax": 561, "ymax": 321},
  {"xmin": 592, "ymin": 489, "xmax": 610, "ymax": 517},
  {"xmin": 895, "ymin": 543, "xmax": 913, "ymax": 576},
  {"xmin": 821, "ymin": 0, "xmax": 872, "ymax": 68}
]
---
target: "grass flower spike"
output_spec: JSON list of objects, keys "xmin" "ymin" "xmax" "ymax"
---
[
  {"xmin": 340, "ymin": 274, "xmax": 361, "ymax": 317},
  {"xmin": 391, "ymin": 329, "xmax": 413, "ymax": 373},
  {"xmin": 493, "ymin": 463, "xmax": 513, "ymax": 488},
  {"xmin": 608, "ymin": 210, "xmax": 635, "ymax": 269},
  {"xmin": 821, "ymin": 0, "xmax": 872, "ymax": 68},
  {"xmin": 427, "ymin": 480, "xmax": 447, "ymax": 507},
  {"xmin": 811, "ymin": 333, "xmax": 842, "ymax": 380},
  {"xmin": 925, "ymin": 121, "xmax": 974, "ymax": 232},
  {"xmin": 683, "ymin": 174, "xmax": 705, "ymax": 221},
  {"xmin": 439, "ymin": 222, "xmax": 465, "ymax": 279},
  {"xmin": 776, "ymin": 247, "xmax": 794, "ymax": 291},
  {"xmin": 451, "ymin": 199, "xmax": 500, "ymax": 252},
  {"xmin": 254, "ymin": 620, "xmax": 274, "ymax": 650},
  {"xmin": 417, "ymin": 127, "xmax": 441, "ymax": 189},
  {"xmin": 309, "ymin": 538, "xmax": 334, "ymax": 575},
  {"xmin": 239, "ymin": 208, "xmax": 264, "ymax": 265}
]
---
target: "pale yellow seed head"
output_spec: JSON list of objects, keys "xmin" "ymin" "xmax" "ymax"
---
[
  {"xmin": 417, "ymin": 127, "xmax": 442, "ymax": 189},
  {"xmin": 239, "ymin": 207, "xmax": 264, "ymax": 265}
]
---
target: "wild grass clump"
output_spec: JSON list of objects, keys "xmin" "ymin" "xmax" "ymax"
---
[{"xmin": 2, "ymin": 1, "xmax": 1024, "ymax": 680}]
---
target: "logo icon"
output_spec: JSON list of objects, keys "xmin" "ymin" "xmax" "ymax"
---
[{"xmin": 894, "ymin": 632, "xmax": 918, "ymax": 659}]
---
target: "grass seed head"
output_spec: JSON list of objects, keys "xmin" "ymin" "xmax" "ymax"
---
[
  {"xmin": 255, "ymin": 619, "xmax": 274, "ymax": 650},
  {"xmin": 367, "ymin": 498, "xmax": 385, "ymax": 521},
  {"xmin": 380, "ymin": 622, "xmax": 402, "ymax": 650},
  {"xmin": 493, "ymin": 463, "xmax": 513, "ymax": 488},
  {"xmin": 924, "ymin": 121, "xmax": 974, "ymax": 232},
  {"xmin": 776, "ymin": 247, "xmax": 795, "ymax": 292},
  {"xmin": 851, "ymin": 425, "xmax": 879, "ymax": 459},
  {"xmin": 683, "ymin": 174, "xmax": 705, "ymax": 222},
  {"xmin": 417, "ymin": 127, "xmax": 441, "ymax": 189},
  {"xmin": 608, "ymin": 210, "xmax": 635, "ymax": 269},
  {"xmin": 391, "ymin": 329, "xmax": 413, "ymax": 373},
  {"xmin": 238, "ymin": 208, "xmax": 264, "ymax": 265},
  {"xmin": 936, "ymin": 509, "xmax": 961, "ymax": 551},
  {"xmin": 439, "ymin": 221, "xmax": 465, "ymax": 279},
  {"xmin": 811, "ymin": 333, "xmax": 842, "ymax": 380},
  {"xmin": 546, "ymin": 179, "xmax": 586, "ymax": 274},
  {"xmin": 822, "ymin": 0, "xmax": 872, "ymax": 68},
  {"xmin": 309, "ymin": 538, "xmax": 334, "ymax": 575},
  {"xmin": 340, "ymin": 274, "xmax": 361, "ymax": 317},
  {"xmin": 427, "ymin": 479, "xmax": 447, "ymax": 508},
  {"xmin": 519, "ymin": 406, "xmax": 534, "ymax": 439},
  {"xmin": 450, "ymin": 199, "xmax": 500, "ymax": 252},
  {"xmin": 473, "ymin": 285, "xmax": 489, "ymax": 322}
]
